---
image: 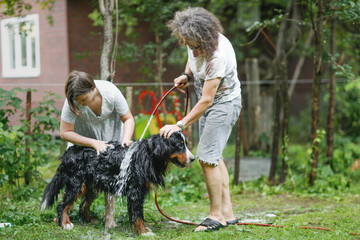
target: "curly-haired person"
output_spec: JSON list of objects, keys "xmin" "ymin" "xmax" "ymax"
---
[{"xmin": 160, "ymin": 7, "xmax": 242, "ymax": 232}]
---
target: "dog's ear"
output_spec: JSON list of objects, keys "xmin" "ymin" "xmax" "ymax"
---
[
  {"xmin": 151, "ymin": 135, "xmax": 171, "ymax": 159},
  {"xmin": 152, "ymin": 142, "xmax": 169, "ymax": 159}
]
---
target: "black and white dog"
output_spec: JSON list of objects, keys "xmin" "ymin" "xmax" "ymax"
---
[{"xmin": 41, "ymin": 131, "xmax": 195, "ymax": 235}]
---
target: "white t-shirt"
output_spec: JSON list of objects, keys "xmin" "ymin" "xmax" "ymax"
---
[
  {"xmin": 188, "ymin": 33, "xmax": 241, "ymax": 104},
  {"xmin": 61, "ymin": 80, "xmax": 129, "ymax": 145}
]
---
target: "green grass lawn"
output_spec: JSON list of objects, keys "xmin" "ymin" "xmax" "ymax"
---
[
  {"xmin": 1, "ymin": 182, "xmax": 360, "ymax": 239},
  {"xmin": 1, "ymin": 159, "xmax": 360, "ymax": 239}
]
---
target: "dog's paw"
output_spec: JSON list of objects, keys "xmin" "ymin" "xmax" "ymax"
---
[{"xmin": 62, "ymin": 223, "xmax": 74, "ymax": 230}]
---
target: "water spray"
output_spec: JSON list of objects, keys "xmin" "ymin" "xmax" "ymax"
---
[{"xmin": 139, "ymin": 85, "xmax": 188, "ymax": 141}]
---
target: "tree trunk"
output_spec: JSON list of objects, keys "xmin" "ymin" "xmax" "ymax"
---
[
  {"xmin": 240, "ymin": 99, "xmax": 249, "ymax": 156},
  {"xmin": 288, "ymin": 30, "xmax": 314, "ymax": 99},
  {"xmin": 269, "ymin": 0, "xmax": 292, "ymax": 183},
  {"xmin": 279, "ymin": 60, "xmax": 289, "ymax": 183},
  {"xmin": 326, "ymin": 18, "xmax": 336, "ymax": 168},
  {"xmin": 155, "ymin": 29, "xmax": 167, "ymax": 123},
  {"xmin": 309, "ymin": 0, "xmax": 324, "ymax": 186},
  {"xmin": 125, "ymin": 86, "xmax": 133, "ymax": 111},
  {"xmin": 245, "ymin": 58, "xmax": 261, "ymax": 150},
  {"xmin": 286, "ymin": 0, "xmax": 311, "ymax": 100},
  {"xmin": 99, "ymin": 0, "xmax": 114, "ymax": 80},
  {"xmin": 24, "ymin": 90, "xmax": 32, "ymax": 185},
  {"xmin": 233, "ymin": 116, "xmax": 241, "ymax": 185},
  {"xmin": 269, "ymin": 73, "xmax": 281, "ymax": 183}
]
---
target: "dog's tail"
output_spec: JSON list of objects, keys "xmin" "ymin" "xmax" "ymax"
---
[{"xmin": 41, "ymin": 168, "xmax": 64, "ymax": 211}]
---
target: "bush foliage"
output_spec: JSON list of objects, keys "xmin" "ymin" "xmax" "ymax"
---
[{"xmin": 0, "ymin": 88, "xmax": 62, "ymax": 199}]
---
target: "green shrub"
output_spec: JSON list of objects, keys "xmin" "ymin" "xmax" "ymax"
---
[
  {"xmin": 164, "ymin": 161, "xmax": 207, "ymax": 203},
  {"xmin": 333, "ymin": 75, "xmax": 360, "ymax": 140},
  {"xmin": 0, "ymin": 88, "xmax": 62, "ymax": 199}
]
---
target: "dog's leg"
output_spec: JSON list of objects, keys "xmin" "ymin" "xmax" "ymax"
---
[
  {"xmin": 104, "ymin": 192, "xmax": 117, "ymax": 228},
  {"xmin": 57, "ymin": 184, "xmax": 86, "ymax": 230},
  {"xmin": 79, "ymin": 184, "xmax": 99, "ymax": 223},
  {"xmin": 127, "ymin": 189, "xmax": 154, "ymax": 236}
]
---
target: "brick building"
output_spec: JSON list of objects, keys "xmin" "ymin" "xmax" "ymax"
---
[{"xmin": 0, "ymin": 0, "xmax": 170, "ymax": 113}]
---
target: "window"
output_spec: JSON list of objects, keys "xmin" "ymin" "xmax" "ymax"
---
[{"xmin": 1, "ymin": 14, "xmax": 40, "ymax": 78}]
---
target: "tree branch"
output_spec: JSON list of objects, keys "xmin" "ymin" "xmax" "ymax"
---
[
  {"xmin": 99, "ymin": 0, "xmax": 105, "ymax": 15},
  {"xmin": 288, "ymin": 29, "xmax": 314, "ymax": 99}
]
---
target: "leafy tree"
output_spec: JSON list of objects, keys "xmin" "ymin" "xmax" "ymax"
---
[
  {"xmin": 0, "ymin": 0, "xmax": 55, "ymax": 24},
  {"xmin": 307, "ymin": 0, "xmax": 360, "ymax": 184},
  {"xmin": 244, "ymin": 0, "xmax": 308, "ymax": 183},
  {"xmin": 325, "ymin": 0, "xmax": 360, "ymax": 168},
  {"xmin": 326, "ymin": 16, "xmax": 336, "ymax": 167},
  {"xmin": 307, "ymin": 0, "xmax": 325, "ymax": 186}
]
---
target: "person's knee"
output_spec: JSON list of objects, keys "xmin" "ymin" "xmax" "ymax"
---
[{"xmin": 222, "ymin": 179, "xmax": 229, "ymax": 189}]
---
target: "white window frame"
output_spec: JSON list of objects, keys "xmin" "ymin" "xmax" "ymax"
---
[{"xmin": 1, "ymin": 14, "xmax": 41, "ymax": 78}]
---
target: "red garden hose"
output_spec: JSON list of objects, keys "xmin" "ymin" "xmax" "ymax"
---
[
  {"xmin": 149, "ymin": 85, "xmax": 189, "ymax": 117},
  {"xmin": 152, "ymin": 85, "xmax": 360, "ymax": 236},
  {"xmin": 154, "ymin": 193, "xmax": 360, "ymax": 236}
]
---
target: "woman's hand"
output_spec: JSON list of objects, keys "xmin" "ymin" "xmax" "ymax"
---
[
  {"xmin": 121, "ymin": 140, "xmax": 133, "ymax": 147},
  {"xmin": 174, "ymin": 75, "xmax": 189, "ymax": 94},
  {"xmin": 91, "ymin": 139, "xmax": 113, "ymax": 155},
  {"xmin": 159, "ymin": 124, "xmax": 182, "ymax": 138}
]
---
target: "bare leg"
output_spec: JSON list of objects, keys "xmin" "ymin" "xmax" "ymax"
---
[
  {"xmin": 194, "ymin": 161, "xmax": 226, "ymax": 232},
  {"xmin": 104, "ymin": 192, "xmax": 117, "ymax": 228},
  {"xmin": 218, "ymin": 159, "xmax": 236, "ymax": 221}
]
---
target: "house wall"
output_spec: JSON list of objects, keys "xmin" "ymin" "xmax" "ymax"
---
[
  {"xmin": 67, "ymin": 0, "xmax": 102, "ymax": 78},
  {"xmin": 0, "ymin": 0, "xmax": 69, "ymax": 122},
  {"xmin": 0, "ymin": 0, "xmax": 184, "ymax": 127},
  {"xmin": 67, "ymin": 0, "xmax": 181, "ymax": 84}
]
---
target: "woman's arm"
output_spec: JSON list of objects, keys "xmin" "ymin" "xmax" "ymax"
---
[
  {"xmin": 160, "ymin": 77, "xmax": 221, "ymax": 138},
  {"xmin": 182, "ymin": 77, "xmax": 220, "ymax": 126},
  {"xmin": 120, "ymin": 110, "xmax": 135, "ymax": 146},
  {"xmin": 174, "ymin": 61, "xmax": 192, "ymax": 94},
  {"xmin": 60, "ymin": 120, "xmax": 112, "ymax": 155}
]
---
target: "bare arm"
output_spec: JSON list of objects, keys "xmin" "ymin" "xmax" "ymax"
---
[
  {"xmin": 120, "ymin": 110, "xmax": 135, "ymax": 146},
  {"xmin": 174, "ymin": 61, "xmax": 192, "ymax": 93},
  {"xmin": 182, "ymin": 77, "xmax": 220, "ymax": 126},
  {"xmin": 60, "ymin": 120, "xmax": 112, "ymax": 155},
  {"xmin": 160, "ymin": 77, "xmax": 221, "ymax": 138}
]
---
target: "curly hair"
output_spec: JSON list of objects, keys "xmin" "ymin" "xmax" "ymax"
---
[
  {"xmin": 65, "ymin": 70, "xmax": 95, "ymax": 115},
  {"xmin": 167, "ymin": 7, "xmax": 223, "ymax": 61}
]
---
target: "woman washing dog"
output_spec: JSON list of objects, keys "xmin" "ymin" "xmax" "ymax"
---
[
  {"xmin": 60, "ymin": 70, "xmax": 135, "ymax": 228},
  {"xmin": 160, "ymin": 7, "xmax": 242, "ymax": 232}
]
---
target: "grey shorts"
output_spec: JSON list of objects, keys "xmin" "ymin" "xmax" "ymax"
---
[{"xmin": 197, "ymin": 95, "xmax": 242, "ymax": 166}]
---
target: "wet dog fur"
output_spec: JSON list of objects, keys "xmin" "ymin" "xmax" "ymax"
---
[{"xmin": 41, "ymin": 131, "xmax": 194, "ymax": 235}]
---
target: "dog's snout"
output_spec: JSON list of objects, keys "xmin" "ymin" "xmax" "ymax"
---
[{"xmin": 187, "ymin": 149, "xmax": 195, "ymax": 164}]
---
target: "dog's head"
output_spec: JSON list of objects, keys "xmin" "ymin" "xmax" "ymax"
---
[
  {"xmin": 151, "ymin": 131, "xmax": 195, "ymax": 168},
  {"xmin": 167, "ymin": 131, "xmax": 195, "ymax": 168}
]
